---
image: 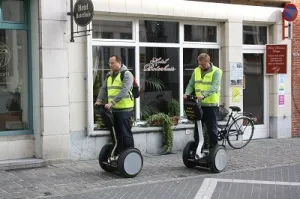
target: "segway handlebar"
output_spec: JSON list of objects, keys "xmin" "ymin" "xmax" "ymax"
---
[
  {"xmin": 184, "ymin": 95, "xmax": 203, "ymax": 121},
  {"xmin": 94, "ymin": 104, "xmax": 114, "ymax": 128},
  {"xmin": 185, "ymin": 95, "xmax": 197, "ymax": 99},
  {"xmin": 184, "ymin": 95, "xmax": 198, "ymax": 102}
]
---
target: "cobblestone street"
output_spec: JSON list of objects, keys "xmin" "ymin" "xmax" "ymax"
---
[{"xmin": 0, "ymin": 138, "xmax": 300, "ymax": 198}]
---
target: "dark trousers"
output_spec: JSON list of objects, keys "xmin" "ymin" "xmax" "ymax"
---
[
  {"xmin": 194, "ymin": 107, "xmax": 219, "ymax": 149},
  {"xmin": 112, "ymin": 111, "xmax": 134, "ymax": 154}
]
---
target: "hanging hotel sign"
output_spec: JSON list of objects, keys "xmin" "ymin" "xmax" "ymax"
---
[
  {"xmin": 143, "ymin": 57, "xmax": 176, "ymax": 72},
  {"xmin": 73, "ymin": 0, "xmax": 94, "ymax": 27},
  {"xmin": 67, "ymin": 0, "xmax": 93, "ymax": 42},
  {"xmin": 266, "ymin": 44, "xmax": 287, "ymax": 74}
]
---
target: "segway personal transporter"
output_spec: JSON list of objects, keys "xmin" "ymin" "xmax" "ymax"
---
[
  {"xmin": 95, "ymin": 104, "xmax": 143, "ymax": 178},
  {"xmin": 182, "ymin": 95, "xmax": 228, "ymax": 173}
]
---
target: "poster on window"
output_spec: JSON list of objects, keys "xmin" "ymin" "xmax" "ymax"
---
[
  {"xmin": 230, "ymin": 62, "xmax": 243, "ymax": 86},
  {"xmin": 278, "ymin": 74, "xmax": 285, "ymax": 94},
  {"xmin": 279, "ymin": 94, "xmax": 285, "ymax": 107}
]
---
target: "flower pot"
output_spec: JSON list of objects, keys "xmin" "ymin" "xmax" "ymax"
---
[{"xmin": 171, "ymin": 116, "xmax": 180, "ymax": 125}]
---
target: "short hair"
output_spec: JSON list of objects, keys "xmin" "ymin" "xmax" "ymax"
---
[
  {"xmin": 110, "ymin": 55, "xmax": 122, "ymax": 63},
  {"xmin": 198, "ymin": 53, "xmax": 210, "ymax": 62}
]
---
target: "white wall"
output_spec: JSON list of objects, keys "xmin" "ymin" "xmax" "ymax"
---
[{"xmin": 39, "ymin": 0, "xmax": 71, "ymax": 161}]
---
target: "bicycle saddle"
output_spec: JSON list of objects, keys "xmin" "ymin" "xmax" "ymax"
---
[{"xmin": 229, "ymin": 106, "xmax": 241, "ymax": 112}]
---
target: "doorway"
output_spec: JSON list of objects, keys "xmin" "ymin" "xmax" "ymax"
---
[{"xmin": 243, "ymin": 52, "xmax": 269, "ymax": 138}]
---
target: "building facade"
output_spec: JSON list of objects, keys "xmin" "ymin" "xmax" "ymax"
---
[
  {"xmin": 292, "ymin": 0, "xmax": 300, "ymax": 137},
  {"xmin": 0, "ymin": 0, "xmax": 295, "ymax": 163}
]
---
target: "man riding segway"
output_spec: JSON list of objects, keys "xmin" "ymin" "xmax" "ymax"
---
[{"xmin": 182, "ymin": 53, "xmax": 228, "ymax": 173}]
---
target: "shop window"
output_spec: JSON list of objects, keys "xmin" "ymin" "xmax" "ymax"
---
[
  {"xmin": 92, "ymin": 20, "xmax": 133, "ymax": 40},
  {"xmin": 2, "ymin": 0, "xmax": 25, "ymax": 22},
  {"xmin": 139, "ymin": 47, "xmax": 179, "ymax": 120},
  {"xmin": 184, "ymin": 25, "xmax": 217, "ymax": 42},
  {"xmin": 183, "ymin": 48, "xmax": 219, "ymax": 91},
  {"xmin": 243, "ymin": 25, "xmax": 267, "ymax": 45},
  {"xmin": 92, "ymin": 46, "xmax": 135, "ymax": 130},
  {"xmin": 0, "ymin": 30, "xmax": 28, "ymax": 131},
  {"xmin": 139, "ymin": 21, "xmax": 179, "ymax": 43}
]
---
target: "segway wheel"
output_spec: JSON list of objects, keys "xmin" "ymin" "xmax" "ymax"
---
[
  {"xmin": 208, "ymin": 145, "xmax": 228, "ymax": 173},
  {"xmin": 182, "ymin": 141, "xmax": 197, "ymax": 168},
  {"xmin": 98, "ymin": 144, "xmax": 116, "ymax": 172},
  {"xmin": 117, "ymin": 148, "xmax": 143, "ymax": 178}
]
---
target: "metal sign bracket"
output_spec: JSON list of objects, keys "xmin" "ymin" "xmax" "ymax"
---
[{"xmin": 67, "ymin": 0, "xmax": 93, "ymax": 42}]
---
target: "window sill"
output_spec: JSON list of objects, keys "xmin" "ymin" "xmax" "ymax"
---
[
  {"xmin": 89, "ymin": 123, "xmax": 195, "ymax": 137},
  {"xmin": 0, "ymin": 130, "xmax": 33, "ymax": 137}
]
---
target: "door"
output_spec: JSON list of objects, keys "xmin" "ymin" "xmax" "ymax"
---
[{"xmin": 243, "ymin": 52, "xmax": 269, "ymax": 139}]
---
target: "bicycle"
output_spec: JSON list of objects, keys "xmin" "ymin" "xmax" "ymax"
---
[{"xmin": 217, "ymin": 106, "xmax": 255, "ymax": 149}]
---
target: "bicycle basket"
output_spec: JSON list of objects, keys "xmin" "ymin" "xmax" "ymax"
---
[{"xmin": 218, "ymin": 105, "xmax": 229, "ymax": 121}]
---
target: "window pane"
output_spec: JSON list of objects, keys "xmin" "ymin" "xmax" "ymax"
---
[
  {"xmin": 243, "ymin": 25, "xmax": 267, "ymax": 45},
  {"xmin": 2, "ymin": 0, "xmax": 25, "ymax": 22},
  {"xmin": 184, "ymin": 25, "xmax": 217, "ymax": 42},
  {"xmin": 140, "ymin": 47, "xmax": 179, "ymax": 120},
  {"xmin": 0, "ymin": 30, "xmax": 28, "ymax": 131},
  {"xmin": 92, "ymin": 20, "xmax": 133, "ymax": 39},
  {"xmin": 92, "ymin": 46, "xmax": 135, "ymax": 130},
  {"xmin": 183, "ymin": 49, "xmax": 219, "ymax": 92},
  {"xmin": 139, "ymin": 21, "xmax": 179, "ymax": 43},
  {"xmin": 243, "ymin": 53, "xmax": 264, "ymax": 125}
]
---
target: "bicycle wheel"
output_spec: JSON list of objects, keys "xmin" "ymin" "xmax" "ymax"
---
[{"xmin": 226, "ymin": 116, "xmax": 254, "ymax": 149}]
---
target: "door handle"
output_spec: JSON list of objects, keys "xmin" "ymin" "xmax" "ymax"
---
[{"xmin": 243, "ymin": 75, "xmax": 246, "ymax": 89}]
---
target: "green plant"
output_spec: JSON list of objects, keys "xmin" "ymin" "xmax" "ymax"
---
[
  {"xmin": 168, "ymin": 99, "xmax": 180, "ymax": 117},
  {"xmin": 146, "ymin": 113, "xmax": 173, "ymax": 154},
  {"xmin": 140, "ymin": 104, "xmax": 159, "ymax": 120},
  {"xmin": 145, "ymin": 77, "xmax": 166, "ymax": 91},
  {"xmin": 93, "ymin": 72, "xmax": 101, "ymax": 101}
]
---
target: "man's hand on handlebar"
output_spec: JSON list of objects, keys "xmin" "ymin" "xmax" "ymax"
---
[
  {"xmin": 197, "ymin": 95, "xmax": 205, "ymax": 100},
  {"xmin": 184, "ymin": 94, "xmax": 204, "ymax": 100}
]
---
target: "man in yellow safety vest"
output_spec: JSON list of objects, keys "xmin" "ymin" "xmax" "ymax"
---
[
  {"xmin": 184, "ymin": 53, "xmax": 223, "ymax": 150},
  {"xmin": 95, "ymin": 55, "xmax": 135, "ymax": 154}
]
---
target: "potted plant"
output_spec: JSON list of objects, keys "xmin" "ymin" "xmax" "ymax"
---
[
  {"xmin": 168, "ymin": 99, "xmax": 180, "ymax": 125},
  {"xmin": 146, "ymin": 113, "xmax": 173, "ymax": 154}
]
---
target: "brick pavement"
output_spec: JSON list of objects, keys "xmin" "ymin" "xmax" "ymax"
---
[
  {"xmin": 47, "ymin": 163, "xmax": 300, "ymax": 199},
  {"xmin": 0, "ymin": 138, "xmax": 299, "ymax": 199}
]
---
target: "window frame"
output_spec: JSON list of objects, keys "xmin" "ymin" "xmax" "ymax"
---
[
  {"xmin": 87, "ymin": 16, "xmax": 221, "ymax": 135},
  {"xmin": 182, "ymin": 21, "xmax": 220, "ymax": 45},
  {"xmin": 242, "ymin": 23, "xmax": 269, "ymax": 46},
  {"xmin": 92, "ymin": 16, "xmax": 136, "ymax": 43},
  {"xmin": 0, "ymin": 0, "xmax": 32, "ymax": 136},
  {"xmin": 0, "ymin": 0, "xmax": 28, "ymax": 26}
]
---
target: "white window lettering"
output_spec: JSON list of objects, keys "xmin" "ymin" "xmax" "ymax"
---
[
  {"xmin": 0, "ymin": 72, "xmax": 9, "ymax": 77},
  {"xmin": 143, "ymin": 57, "xmax": 175, "ymax": 71}
]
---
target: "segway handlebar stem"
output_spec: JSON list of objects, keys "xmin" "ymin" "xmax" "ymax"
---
[{"xmin": 94, "ymin": 104, "xmax": 117, "ymax": 158}]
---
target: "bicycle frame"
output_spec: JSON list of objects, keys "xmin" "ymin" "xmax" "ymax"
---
[{"xmin": 217, "ymin": 110, "xmax": 254, "ymax": 146}]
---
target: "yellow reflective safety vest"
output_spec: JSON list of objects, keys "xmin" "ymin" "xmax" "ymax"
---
[
  {"xmin": 194, "ymin": 66, "xmax": 222, "ymax": 107},
  {"xmin": 107, "ymin": 72, "xmax": 134, "ymax": 109}
]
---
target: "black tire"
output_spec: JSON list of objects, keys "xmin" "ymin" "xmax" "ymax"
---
[
  {"xmin": 227, "ymin": 116, "xmax": 254, "ymax": 149},
  {"xmin": 182, "ymin": 141, "xmax": 197, "ymax": 168},
  {"xmin": 209, "ymin": 145, "xmax": 228, "ymax": 173},
  {"xmin": 98, "ymin": 144, "xmax": 116, "ymax": 172},
  {"xmin": 118, "ymin": 148, "xmax": 143, "ymax": 178}
]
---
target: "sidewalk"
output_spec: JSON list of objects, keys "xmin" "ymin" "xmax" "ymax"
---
[{"xmin": 0, "ymin": 137, "xmax": 299, "ymax": 198}]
